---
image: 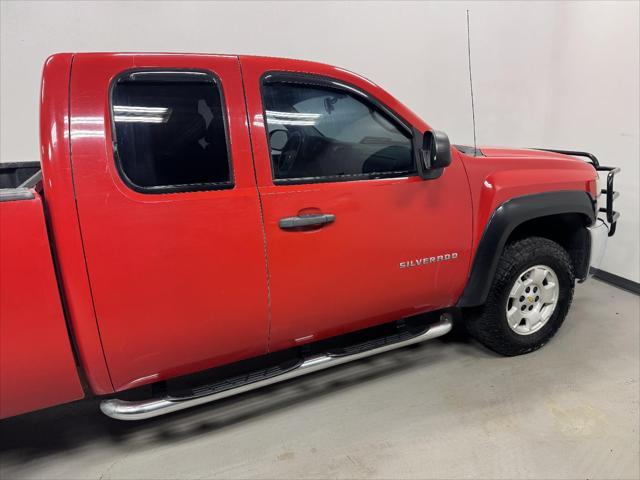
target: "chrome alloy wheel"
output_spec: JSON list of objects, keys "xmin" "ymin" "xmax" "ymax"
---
[{"xmin": 506, "ymin": 265, "xmax": 559, "ymax": 336}]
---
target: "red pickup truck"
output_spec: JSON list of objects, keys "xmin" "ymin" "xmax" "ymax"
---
[{"xmin": 0, "ymin": 53, "xmax": 620, "ymax": 421}]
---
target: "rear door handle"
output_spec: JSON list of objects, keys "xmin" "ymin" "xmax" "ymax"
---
[{"xmin": 279, "ymin": 213, "xmax": 336, "ymax": 230}]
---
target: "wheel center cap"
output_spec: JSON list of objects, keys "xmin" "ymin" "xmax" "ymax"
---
[{"xmin": 527, "ymin": 296, "xmax": 535, "ymax": 303}]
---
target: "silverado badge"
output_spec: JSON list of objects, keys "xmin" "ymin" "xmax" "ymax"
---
[{"xmin": 399, "ymin": 253, "xmax": 459, "ymax": 269}]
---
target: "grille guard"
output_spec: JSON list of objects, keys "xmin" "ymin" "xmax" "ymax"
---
[{"xmin": 535, "ymin": 149, "xmax": 620, "ymax": 237}]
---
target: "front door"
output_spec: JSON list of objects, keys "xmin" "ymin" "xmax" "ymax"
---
[
  {"xmin": 70, "ymin": 54, "xmax": 269, "ymax": 391},
  {"xmin": 241, "ymin": 57, "xmax": 473, "ymax": 352}
]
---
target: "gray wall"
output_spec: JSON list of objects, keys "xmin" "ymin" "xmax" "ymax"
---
[{"xmin": 1, "ymin": 0, "xmax": 638, "ymax": 282}]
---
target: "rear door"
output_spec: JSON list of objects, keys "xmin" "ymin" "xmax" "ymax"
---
[
  {"xmin": 70, "ymin": 54, "xmax": 269, "ymax": 391},
  {"xmin": 241, "ymin": 57, "xmax": 473, "ymax": 352}
]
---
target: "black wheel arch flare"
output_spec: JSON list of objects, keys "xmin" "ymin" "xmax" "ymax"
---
[{"xmin": 457, "ymin": 190, "xmax": 596, "ymax": 307}]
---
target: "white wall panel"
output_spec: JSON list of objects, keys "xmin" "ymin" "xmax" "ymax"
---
[{"xmin": 1, "ymin": 1, "xmax": 637, "ymax": 280}]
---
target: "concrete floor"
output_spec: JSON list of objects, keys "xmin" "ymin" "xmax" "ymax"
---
[{"xmin": 0, "ymin": 278, "xmax": 638, "ymax": 479}]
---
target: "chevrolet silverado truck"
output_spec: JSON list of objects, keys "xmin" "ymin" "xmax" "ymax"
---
[{"xmin": 0, "ymin": 53, "xmax": 620, "ymax": 421}]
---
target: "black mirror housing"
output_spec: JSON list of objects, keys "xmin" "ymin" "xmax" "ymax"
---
[{"xmin": 418, "ymin": 130, "xmax": 452, "ymax": 179}]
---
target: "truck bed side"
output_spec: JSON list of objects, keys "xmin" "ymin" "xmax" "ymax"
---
[{"xmin": 0, "ymin": 191, "xmax": 84, "ymax": 419}]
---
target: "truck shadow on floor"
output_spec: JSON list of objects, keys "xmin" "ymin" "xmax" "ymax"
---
[{"xmin": 0, "ymin": 329, "xmax": 484, "ymax": 468}]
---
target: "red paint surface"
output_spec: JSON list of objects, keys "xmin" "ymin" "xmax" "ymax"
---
[
  {"xmin": 39, "ymin": 54, "xmax": 114, "ymax": 394},
  {"xmin": 1, "ymin": 54, "xmax": 600, "ymax": 417},
  {"xmin": 240, "ymin": 56, "xmax": 473, "ymax": 350},
  {"xmin": 457, "ymin": 147, "xmax": 597, "ymax": 254},
  {"xmin": 0, "ymin": 194, "xmax": 84, "ymax": 419},
  {"xmin": 69, "ymin": 54, "xmax": 270, "ymax": 391}
]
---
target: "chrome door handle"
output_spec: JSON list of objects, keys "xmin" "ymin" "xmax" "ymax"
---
[{"xmin": 279, "ymin": 213, "xmax": 336, "ymax": 230}]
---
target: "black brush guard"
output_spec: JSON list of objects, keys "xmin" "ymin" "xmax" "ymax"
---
[{"xmin": 536, "ymin": 149, "xmax": 620, "ymax": 236}]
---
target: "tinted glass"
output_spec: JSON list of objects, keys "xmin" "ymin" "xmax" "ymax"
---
[
  {"xmin": 112, "ymin": 74, "xmax": 231, "ymax": 191},
  {"xmin": 263, "ymin": 83, "xmax": 414, "ymax": 182}
]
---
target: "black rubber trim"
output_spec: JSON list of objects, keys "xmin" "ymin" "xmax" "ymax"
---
[
  {"xmin": 262, "ymin": 72, "xmax": 414, "ymax": 136},
  {"xmin": 326, "ymin": 324, "xmax": 428, "ymax": 357},
  {"xmin": 169, "ymin": 357, "xmax": 304, "ymax": 400},
  {"xmin": 108, "ymin": 68, "xmax": 235, "ymax": 195},
  {"xmin": 454, "ymin": 145, "xmax": 484, "ymax": 157},
  {"xmin": 574, "ymin": 225, "xmax": 591, "ymax": 282},
  {"xmin": 260, "ymin": 71, "xmax": 421, "ymax": 185},
  {"xmin": 458, "ymin": 190, "xmax": 595, "ymax": 307},
  {"xmin": 591, "ymin": 268, "xmax": 640, "ymax": 295}
]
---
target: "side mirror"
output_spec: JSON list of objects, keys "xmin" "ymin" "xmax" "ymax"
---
[{"xmin": 418, "ymin": 130, "xmax": 452, "ymax": 179}]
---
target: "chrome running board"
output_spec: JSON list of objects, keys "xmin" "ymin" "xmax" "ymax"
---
[{"xmin": 100, "ymin": 315, "xmax": 452, "ymax": 420}]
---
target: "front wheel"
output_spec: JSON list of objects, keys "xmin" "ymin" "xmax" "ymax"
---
[{"xmin": 465, "ymin": 237, "xmax": 575, "ymax": 356}]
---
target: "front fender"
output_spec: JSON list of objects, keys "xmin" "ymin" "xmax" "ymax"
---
[{"xmin": 457, "ymin": 190, "xmax": 595, "ymax": 307}]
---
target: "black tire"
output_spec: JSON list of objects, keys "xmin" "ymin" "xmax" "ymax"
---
[{"xmin": 465, "ymin": 237, "xmax": 575, "ymax": 356}]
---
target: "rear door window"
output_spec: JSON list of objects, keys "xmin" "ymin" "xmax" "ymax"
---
[{"xmin": 111, "ymin": 71, "xmax": 232, "ymax": 193}]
